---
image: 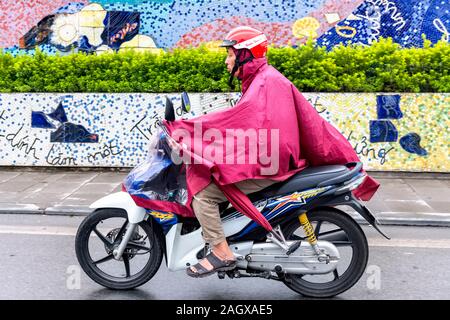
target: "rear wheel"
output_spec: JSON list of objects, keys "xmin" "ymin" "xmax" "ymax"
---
[
  {"xmin": 75, "ymin": 209, "xmax": 163, "ymax": 290},
  {"xmin": 282, "ymin": 209, "xmax": 368, "ymax": 298}
]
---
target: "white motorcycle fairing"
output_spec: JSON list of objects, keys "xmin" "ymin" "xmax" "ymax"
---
[
  {"xmin": 88, "ymin": 191, "xmax": 254, "ymax": 271},
  {"xmin": 88, "ymin": 191, "xmax": 340, "ymax": 275},
  {"xmin": 89, "ymin": 191, "xmax": 147, "ymax": 224},
  {"xmin": 164, "ymin": 214, "xmax": 253, "ymax": 271}
]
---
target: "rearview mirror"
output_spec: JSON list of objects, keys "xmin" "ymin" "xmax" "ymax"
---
[
  {"xmin": 165, "ymin": 96, "xmax": 175, "ymax": 121},
  {"xmin": 181, "ymin": 92, "xmax": 191, "ymax": 113}
]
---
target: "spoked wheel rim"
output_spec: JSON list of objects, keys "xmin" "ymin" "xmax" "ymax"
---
[
  {"xmin": 284, "ymin": 210, "xmax": 368, "ymax": 292},
  {"xmin": 85, "ymin": 215, "xmax": 156, "ymax": 283}
]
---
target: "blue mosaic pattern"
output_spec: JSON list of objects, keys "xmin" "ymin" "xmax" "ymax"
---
[
  {"xmin": 96, "ymin": 0, "xmax": 328, "ymax": 48},
  {"xmin": 97, "ymin": 0, "xmax": 173, "ymax": 4},
  {"xmin": 55, "ymin": 2, "xmax": 87, "ymax": 14},
  {"xmin": 50, "ymin": 123, "xmax": 99, "ymax": 143},
  {"xmin": 32, "ymin": 100, "xmax": 98, "ymax": 143},
  {"xmin": 318, "ymin": 0, "xmax": 450, "ymax": 48},
  {"xmin": 48, "ymin": 102, "xmax": 69, "ymax": 123},
  {"xmin": 31, "ymin": 111, "xmax": 56, "ymax": 129},
  {"xmin": 400, "ymin": 132, "xmax": 428, "ymax": 156},
  {"xmin": 3, "ymin": 44, "xmax": 59, "ymax": 57},
  {"xmin": 0, "ymin": 93, "xmax": 233, "ymax": 166},
  {"xmin": 4, "ymin": 0, "xmax": 448, "ymax": 55},
  {"xmin": 376, "ymin": 94, "xmax": 403, "ymax": 119},
  {"xmin": 370, "ymin": 120, "xmax": 398, "ymax": 143},
  {"xmin": 4, "ymin": 0, "xmax": 328, "ymax": 54},
  {"xmin": 102, "ymin": 11, "xmax": 141, "ymax": 50},
  {"xmin": 0, "ymin": 93, "xmax": 441, "ymax": 167},
  {"xmin": 420, "ymin": 0, "xmax": 450, "ymax": 44}
]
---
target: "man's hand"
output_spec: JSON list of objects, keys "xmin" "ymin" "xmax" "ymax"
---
[
  {"xmin": 167, "ymin": 137, "xmax": 181, "ymax": 153},
  {"xmin": 167, "ymin": 137, "xmax": 185, "ymax": 165}
]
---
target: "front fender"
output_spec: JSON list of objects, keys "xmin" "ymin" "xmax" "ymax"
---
[{"xmin": 89, "ymin": 191, "xmax": 147, "ymax": 224}]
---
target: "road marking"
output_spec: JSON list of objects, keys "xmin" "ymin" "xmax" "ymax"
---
[
  {"xmin": 1, "ymin": 225, "xmax": 450, "ymax": 249},
  {"xmin": 378, "ymin": 200, "xmax": 434, "ymax": 209},
  {"xmin": 0, "ymin": 225, "xmax": 118, "ymax": 237},
  {"xmin": 345, "ymin": 210, "xmax": 450, "ymax": 217},
  {"xmin": 0, "ymin": 225, "xmax": 77, "ymax": 236},
  {"xmin": 368, "ymin": 238, "xmax": 450, "ymax": 249},
  {"xmin": 377, "ymin": 211, "xmax": 450, "ymax": 217}
]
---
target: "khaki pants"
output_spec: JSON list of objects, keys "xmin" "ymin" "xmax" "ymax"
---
[{"xmin": 192, "ymin": 179, "xmax": 277, "ymax": 246}]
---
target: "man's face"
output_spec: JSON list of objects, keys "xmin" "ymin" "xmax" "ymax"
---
[{"xmin": 225, "ymin": 48, "xmax": 240, "ymax": 77}]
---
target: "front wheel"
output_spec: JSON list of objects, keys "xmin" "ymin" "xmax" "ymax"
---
[
  {"xmin": 282, "ymin": 209, "xmax": 369, "ymax": 298},
  {"xmin": 75, "ymin": 208, "xmax": 164, "ymax": 290}
]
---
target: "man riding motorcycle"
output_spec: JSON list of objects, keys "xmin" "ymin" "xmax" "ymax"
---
[{"xmin": 163, "ymin": 26, "xmax": 380, "ymax": 278}]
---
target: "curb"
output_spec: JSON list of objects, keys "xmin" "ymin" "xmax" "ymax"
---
[
  {"xmin": 45, "ymin": 205, "xmax": 93, "ymax": 216},
  {"xmin": 349, "ymin": 214, "xmax": 450, "ymax": 228},
  {"xmin": 0, "ymin": 204, "xmax": 44, "ymax": 215},
  {"xmin": 0, "ymin": 204, "xmax": 91, "ymax": 216}
]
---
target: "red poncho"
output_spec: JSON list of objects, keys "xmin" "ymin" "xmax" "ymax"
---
[{"xmin": 147, "ymin": 57, "xmax": 380, "ymax": 231}]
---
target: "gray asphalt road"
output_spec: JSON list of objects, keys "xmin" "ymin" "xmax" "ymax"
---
[{"xmin": 0, "ymin": 214, "xmax": 449, "ymax": 300}]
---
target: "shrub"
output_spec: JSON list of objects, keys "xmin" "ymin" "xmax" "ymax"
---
[{"xmin": 0, "ymin": 38, "xmax": 448, "ymax": 93}]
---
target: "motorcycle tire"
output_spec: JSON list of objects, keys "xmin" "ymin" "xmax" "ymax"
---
[
  {"xmin": 75, "ymin": 208, "xmax": 164, "ymax": 290},
  {"xmin": 282, "ymin": 208, "xmax": 369, "ymax": 298}
]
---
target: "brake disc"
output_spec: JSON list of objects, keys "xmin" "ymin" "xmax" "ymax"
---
[{"xmin": 104, "ymin": 228, "xmax": 144, "ymax": 259}]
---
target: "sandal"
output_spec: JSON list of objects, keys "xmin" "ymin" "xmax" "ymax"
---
[{"xmin": 186, "ymin": 251, "xmax": 237, "ymax": 278}]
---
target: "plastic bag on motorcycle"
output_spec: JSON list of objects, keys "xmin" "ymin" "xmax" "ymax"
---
[{"xmin": 123, "ymin": 128, "xmax": 188, "ymax": 205}]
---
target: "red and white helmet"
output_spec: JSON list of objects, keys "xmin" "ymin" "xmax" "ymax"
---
[{"xmin": 219, "ymin": 26, "xmax": 268, "ymax": 58}]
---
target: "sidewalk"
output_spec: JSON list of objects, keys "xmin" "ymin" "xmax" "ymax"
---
[{"xmin": 0, "ymin": 168, "xmax": 449, "ymax": 227}]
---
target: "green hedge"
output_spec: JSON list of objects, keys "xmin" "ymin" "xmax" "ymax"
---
[{"xmin": 0, "ymin": 38, "xmax": 448, "ymax": 93}]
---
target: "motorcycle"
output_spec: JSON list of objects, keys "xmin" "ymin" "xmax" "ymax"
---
[{"xmin": 75, "ymin": 93, "xmax": 390, "ymax": 298}]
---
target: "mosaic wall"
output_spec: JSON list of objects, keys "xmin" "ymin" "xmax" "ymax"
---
[
  {"xmin": 1, "ymin": 0, "xmax": 448, "ymax": 55},
  {"xmin": 0, "ymin": 93, "xmax": 448, "ymax": 172}
]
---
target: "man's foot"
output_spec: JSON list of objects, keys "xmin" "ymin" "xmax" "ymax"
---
[{"xmin": 186, "ymin": 251, "xmax": 236, "ymax": 278}]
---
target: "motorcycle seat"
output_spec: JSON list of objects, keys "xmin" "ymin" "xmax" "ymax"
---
[
  {"xmin": 247, "ymin": 165, "xmax": 348, "ymax": 202},
  {"xmin": 218, "ymin": 164, "xmax": 359, "ymax": 212}
]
